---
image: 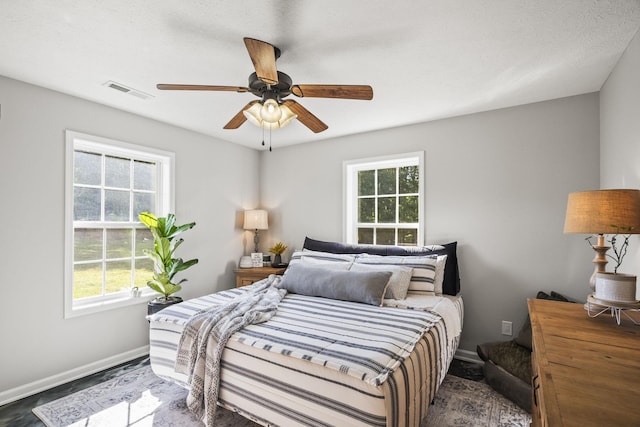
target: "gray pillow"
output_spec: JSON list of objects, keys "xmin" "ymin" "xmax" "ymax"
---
[
  {"xmin": 350, "ymin": 263, "xmax": 413, "ymax": 299},
  {"xmin": 279, "ymin": 263, "xmax": 392, "ymax": 306}
]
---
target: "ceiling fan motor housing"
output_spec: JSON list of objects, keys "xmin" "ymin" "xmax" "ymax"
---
[{"xmin": 248, "ymin": 71, "xmax": 293, "ymax": 101}]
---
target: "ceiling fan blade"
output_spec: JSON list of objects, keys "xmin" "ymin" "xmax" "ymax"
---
[
  {"xmin": 282, "ymin": 100, "xmax": 328, "ymax": 133},
  {"xmin": 223, "ymin": 101, "xmax": 259, "ymax": 129},
  {"xmin": 157, "ymin": 84, "xmax": 249, "ymax": 92},
  {"xmin": 291, "ymin": 84, "xmax": 373, "ymax": 100},
  {"xmin": 243, "ymin": 37, "xmax": 279, "ymax": 85}
]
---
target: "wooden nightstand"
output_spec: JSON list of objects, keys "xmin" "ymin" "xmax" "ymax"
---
[
  {"xmin": 234, "ymin": 266, "xmax": 287, "ymax": 287},
  {"xmin": 529, "ymin": 298, "xmax": 640, "ymax": 426}
]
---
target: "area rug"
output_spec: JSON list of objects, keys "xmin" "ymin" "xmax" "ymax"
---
[{"xmin": 33, "ymin": 365, "xmax": 530, "ymax": 426}]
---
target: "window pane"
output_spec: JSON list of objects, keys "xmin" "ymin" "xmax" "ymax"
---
[
  {"xmin": 358, "ymin": 228, "xmax": 374, "ymax": 244},
  {"xmin": 106, "ymin": 260, "xmax": 132, "ymax": 293},
  {"xmin": 399, "ymin": 195, "xmax": 418, "ymax": 223},
  {"xmin": 135, "ymin": 228, "xmax": 153, "ymax": 257},
  {"xmin": 134, "ymin": 160, "xmax": 156, "ymax": 191},
  {"xmin": 105, "ymin": 189, "xmax": 130, "ymax": 221},
  {"xmin": 377, "ymin": 168, "xmax": 396, "ymax": 195},
  {"xmin": 74, "ymin": 228, "xmax": 103, "ymax": 262},
  {"xmin": 358, "ymin": 170, "xmax": 375, "ymax": 196},
  {"xmin": 106, "ymin": 229, "xmax": 132, "ymax": 259},
  {"xmin": 376, "ymin": 228, "xmax": 396, "ymax": 245},
  {"xmin": 74, "ymin": 151, "xmax": 101, "ymax": 185},
  {"xmin": 399, "ymin": 165, "xmax": 419, "ymax": 194},
  {"xmin": 74, "ymin": 187, "xmax": 101, "ymax": 221},
  {"xmin": 105, "ymin": 156, "xmax": 130, "ymax": 189},
  {"xmin": 135, "ymin": 258, "xmax": 154, "ymax": 288},
  {"xmin": 398, "ymin": 229, "xmax": 418, "ymax": 246},
  {"xmin": 133, "ymin": 192, "xmax": 154, "ymax": 217},
  {"xmin": 378, "ymin": 196, "xmax": 396, "ymax": 223},
  {"xmin": 358, "ymin": 198, "xmax": 375, "ymax": 223},
  {"xmin": 73, "ymin": 262, "xmax": 103, "ymax": 299}
]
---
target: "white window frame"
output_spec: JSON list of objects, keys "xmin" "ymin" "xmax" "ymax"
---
[
  {"xmin": 64, "ymin": 130, "xmax": 175, "ymax": 318},
  {"xmin": 343, "ymin": 151, "xmax": 425, "ymax": 246}
]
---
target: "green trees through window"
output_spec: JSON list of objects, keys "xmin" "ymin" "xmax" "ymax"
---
[{"xmin": 346, "ymin": 153, "xmax": 423, "ymax": 246}]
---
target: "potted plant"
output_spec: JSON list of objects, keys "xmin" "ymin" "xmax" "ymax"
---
[
  {"xmin": 268, "ymin": 242, "xmax": 288, "ymax": 267},
  {"xmin": 588, "ymin": 226, "xmax": 637, "ymax": 303},
  {"xmin": 139, "ymin": 212, "xmax": 199, "ymax": 315}
]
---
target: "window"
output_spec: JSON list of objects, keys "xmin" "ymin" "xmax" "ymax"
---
[
  {"xmin": 64, "ymin": 131, "xmax": 174, "ymax": 318},
  {"xmin": 344, "ymin": 152, "xmax": 424, "ymax": 246}
]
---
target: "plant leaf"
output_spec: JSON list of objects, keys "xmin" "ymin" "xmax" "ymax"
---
[{"xmin": 138, "ymin": 212, "xmax": 157, "ymax": 228}]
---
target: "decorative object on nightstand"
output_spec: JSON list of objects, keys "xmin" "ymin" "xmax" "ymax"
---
[
  {"xmin": 268, "ymin": 241, "xmax": 288, "ymax": 267},
  {"xmin": 244, "ymin": 209, "xmax": 268, "ymax": 253},
  {"xmin": 234, "ymin": 266, "xmax": 287, "ymax": 287},
  {"xmin": 239, "ymin": 255, "xmax": 253, "ymax": 268},
  {"xmin": 563, "ymin": 189, "xmax": 640, "ymax": 303}
]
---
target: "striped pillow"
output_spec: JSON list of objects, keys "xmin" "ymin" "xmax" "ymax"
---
[
  {"xmin": 355, "ymin": 254, "xmax": 438, "ymax": 295},
  {"xmin": 289, "ymin": 250, "xmax": 355, "ymax": 268}
]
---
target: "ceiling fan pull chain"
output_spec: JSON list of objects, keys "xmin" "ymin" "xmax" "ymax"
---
[
  {"xmin": 269, "ymin": 126, "xmax": 273, "ymax": 152},
  {"xmin": 261, "ymin": 125, "xmax": 265, "ymax": 146}
]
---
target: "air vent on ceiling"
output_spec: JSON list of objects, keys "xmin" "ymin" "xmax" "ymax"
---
[{"xmin": 103, "ymin": 81, "xmax": 153, "ymax": 100}]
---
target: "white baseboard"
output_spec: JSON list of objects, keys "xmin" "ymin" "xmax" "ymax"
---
[
  {"xmin": 0, "ymin": 346, "xmax": 149, "ymax": 406},
  {"xmin": 455, "ymin": 348, "xmax": 483, "ymax": 364}
]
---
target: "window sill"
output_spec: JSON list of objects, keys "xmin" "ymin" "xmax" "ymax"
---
[{"xmin": 65, "ymin": 290, "xmax": 156, "ymax": 319}]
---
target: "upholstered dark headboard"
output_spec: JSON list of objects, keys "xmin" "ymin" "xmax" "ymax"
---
[{"xmin": 302, "ymin": 237, "xmax": 460, "ymax": 296}]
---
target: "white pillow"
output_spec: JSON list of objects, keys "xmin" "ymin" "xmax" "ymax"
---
[
  {"xmin": 355, "ymin": 254, "xmax": 438, "ymax": 295},
  {"xmin": 350, "ymin": 263, "xmax": 413, "ymax": 299},
  {"xmin": 433, "ymin": 255, "xmax": 448, "ymax": 295}
]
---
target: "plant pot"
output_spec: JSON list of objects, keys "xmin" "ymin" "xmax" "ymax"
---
[
  {"xmin": 594, "ymin": 272, "xmax": 637, "ymax": 303},
  {"xmin": 273, "ymin": 254, "xmax": 282, "ymax": 266},
  {"xmin": 147, "ymin": 296, "xmax": 183, "ymax": 316}
]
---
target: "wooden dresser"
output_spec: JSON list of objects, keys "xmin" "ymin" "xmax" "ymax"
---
[
  {"xmin": 528, "ymin": 298, "xmax": 640, "ymax": 426},
  {"xmin": 234, "ymin": 266, "xmax": 287, "ymax": 287}
]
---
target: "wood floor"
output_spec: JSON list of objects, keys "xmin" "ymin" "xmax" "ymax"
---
[{"xmin": 0, "ymin": 357, "xmax": 483, "ymax": 426}]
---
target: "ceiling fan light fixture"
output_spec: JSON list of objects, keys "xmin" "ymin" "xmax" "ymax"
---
[
  {"xmin": 260, "ymin": 99, "xmax": 282, "ymax": 123},
  {"xmin": 243, "ymin": 103, "xmax": 263, "ymax": 127},
  {"xmin": 244, "ymin": 101, "xmax": 297, "ymax": 130},
  {"xmin": 278, "ymin": 104, "xmax": 297, "ymax": 128}
]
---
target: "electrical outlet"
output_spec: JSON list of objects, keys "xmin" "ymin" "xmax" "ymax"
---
[{"xmin": 501, "ymin": 320, "xmax": 513, "ymax": 336}]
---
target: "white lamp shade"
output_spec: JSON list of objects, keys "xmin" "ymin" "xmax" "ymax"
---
[
  {"xmin": 244, "ymin": 209, "xmax": 268, "ymax": 230},
  {"xmin": 260, "ymin": 99, "xmax": 282, "ymax": 123},
  {"xmin": 243, "ymin": 103, "xmax": 263, "ymax": 128},
  {"xmin": 243, "ymin": 101, "xmax": 297, "ymax": 130}
]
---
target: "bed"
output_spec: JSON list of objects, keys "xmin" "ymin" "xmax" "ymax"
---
[{"xmin": 149, "ymin": 239, "xmax": 463, "ymax": 427}]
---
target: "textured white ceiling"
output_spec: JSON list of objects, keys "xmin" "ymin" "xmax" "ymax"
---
[{"xmin": 1, "ymin": 1, "xmax": 640, "ymax": 150}]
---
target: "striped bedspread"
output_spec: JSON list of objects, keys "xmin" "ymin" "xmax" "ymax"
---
[{"xmin": 150, "ymin": 284, "xmax": 463, "ymax": 426}]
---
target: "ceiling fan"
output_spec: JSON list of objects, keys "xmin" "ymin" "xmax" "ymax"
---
[{"xmin": 157, "ymin": 37, "xmax": 373, "ymax": 133}]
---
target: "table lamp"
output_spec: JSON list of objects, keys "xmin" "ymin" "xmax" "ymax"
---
[
  {"xmin": 244, "ymin": 209, "xmax": 268, "ymax": 253},
  {"xmin": 564, "ymin": 189, "xmax": 640, "ymax": 290}
]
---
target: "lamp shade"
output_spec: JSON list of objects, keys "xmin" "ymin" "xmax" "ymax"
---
[
  {"xmin": 243, "ymin": 209, "xmax": 268, "ymax": 230},
  {"xmin": 243, "ymin": 101, "xmax": 297, "ymax": 130},
  {"xmin": 564, "ymin": 189, "xmax": 640, "ymax": 234},
  {"xmin": 260, "ymin": 99, "xmax": 282, "ymax": 123}
]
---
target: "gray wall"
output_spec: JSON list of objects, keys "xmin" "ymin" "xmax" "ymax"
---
[
  {"xmin": 600, "ymin": 27, "xmax": 640, "ymax": 296},
  {"xmin": 260, "ymin": 94, "xmax": 600, "ymax": 354},
  {"xmin": 0, "ymin": 76, "xmax": 259, "ymax": 399}
]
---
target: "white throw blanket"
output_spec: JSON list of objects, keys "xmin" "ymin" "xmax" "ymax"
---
[{"xmin": 175, "ymin": 276, "xmax": 286, "ymax": 426}]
